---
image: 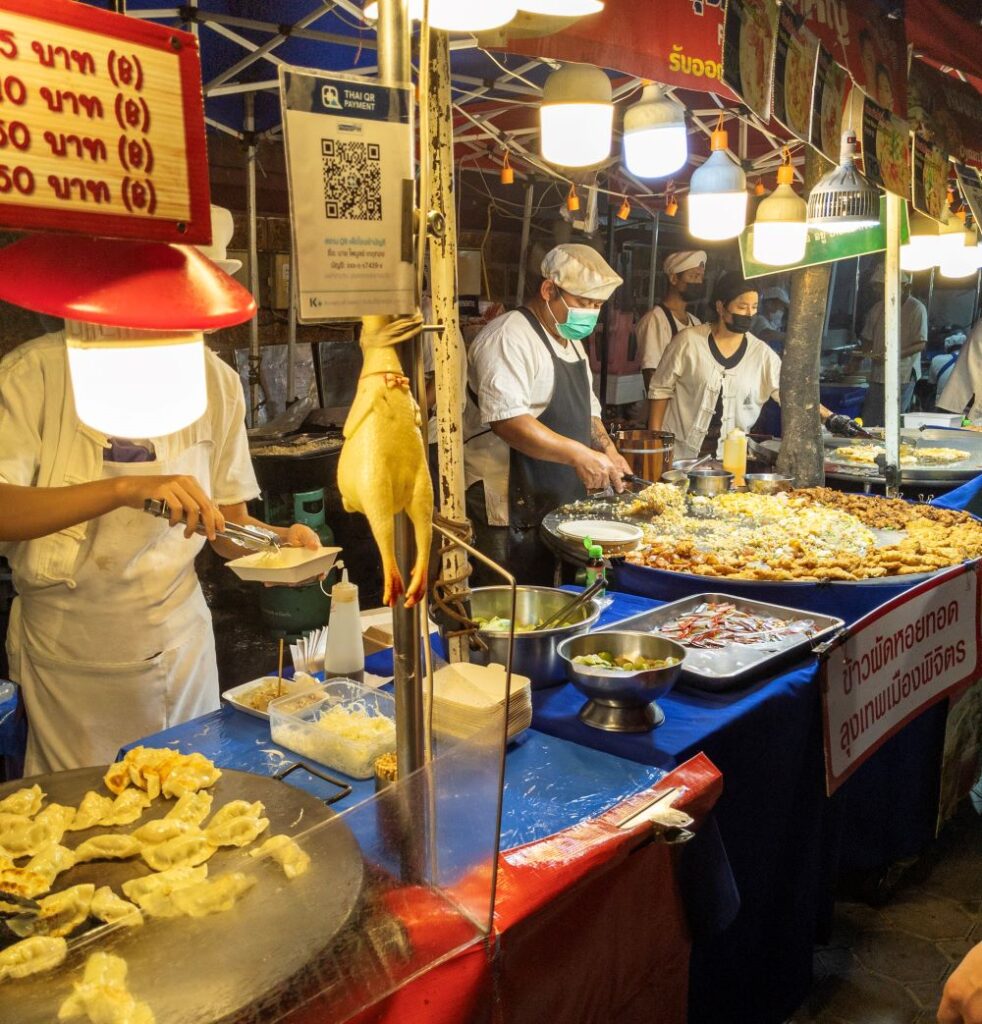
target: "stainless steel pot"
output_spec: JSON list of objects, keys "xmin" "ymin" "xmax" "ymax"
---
[
  {"xmin": 470, "ymin": 586, "xmax": 602, "ymax": 689},
  {"xmin": 745, "ymin": 472, "xmax": 793, "ymax": 494},
  {"xmin": 686, "ymin": 469, "xmax": 733, "ymax": 496}
]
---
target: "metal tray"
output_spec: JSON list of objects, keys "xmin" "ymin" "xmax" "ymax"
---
[{"xmin": 609, "ymin": 593, "xmax": 844, "ymax": 692}]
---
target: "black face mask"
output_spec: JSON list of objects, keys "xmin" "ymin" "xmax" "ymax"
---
[
  {"xmin": 680, "ymin": 281, "xmax": 706, "ymax": 301},
  {"xmin": 726, "ymin": 312, "xmax": 755, "ymax": 333}
]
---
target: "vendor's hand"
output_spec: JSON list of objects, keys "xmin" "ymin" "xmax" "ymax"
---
[
  {"xmin": 610, "ymin": 448, "xmax": 633, "ymax": 482},
  {"xmin": 571, "ymin": 446, "xmax": 627, "ymax": 493},
  {"xmin": 284, "ymin": 523, "xmax": 321, "ymax": 551},
  {"xmin": 118, "ymin": 474, "xmax": 224, "ymax": 541},
  {"xmin": 938, "ymin": 941, "xmax": 982, "ymax": 1024}
]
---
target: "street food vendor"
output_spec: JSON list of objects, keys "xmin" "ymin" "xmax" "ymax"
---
[
  {"xmin": 857, "ymin": 267, "xmax": 927, "ymax": 425},
  {"xmin": 937, "ymin": 315, "xmax": 982, "ymax": 423},
  {"xmin": 463, "ymin": 243, "xmax": 630, "ymax": 583},
  {"xmin": 647, "ymin": 272, "xmax": 839, "ymax": 459},
  {"xmin": 750, "ymin": 286, "xmax": 790, "ymax": 351},
  {"xmin": 0, "ymin": 209, "xmax": 320, "ymax": 775},
  {"xmin": 636, "ymin": 250, "xmax": 706, "ymax": 392}
]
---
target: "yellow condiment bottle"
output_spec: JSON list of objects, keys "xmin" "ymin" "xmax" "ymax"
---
[{"xmin": 722, "ymin": 427, "xmax": 748, "ymax": 487}]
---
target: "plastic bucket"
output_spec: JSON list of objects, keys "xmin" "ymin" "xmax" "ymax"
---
[{"xmin": 611, "ymin": 429, "xmax": 674, "ymax": 483}]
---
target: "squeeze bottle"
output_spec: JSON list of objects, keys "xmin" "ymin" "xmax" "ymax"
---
[
  {"xmin": 583, "ymin": 539, "xmax": 607, "ymax": 597},
  {"xmin": 722, "ymin": 427, "xmax": 748, "ymax": 488},
  {"xmin": 324, "ymin": 569, "xmax": 365, "ymax": 683}
]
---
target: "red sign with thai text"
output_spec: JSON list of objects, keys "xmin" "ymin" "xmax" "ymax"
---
[
  {"xmin": 0, "ymin": 0, "xmax": 210, "ymax": 243},
  {"xmin": 820, "ymin": 562, "xmax": 982, "ymax": 795}
]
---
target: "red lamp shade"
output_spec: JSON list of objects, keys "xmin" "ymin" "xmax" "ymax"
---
[{"xmin": 0, "ymin": 233, "xmax": 255, "ymax": 329}]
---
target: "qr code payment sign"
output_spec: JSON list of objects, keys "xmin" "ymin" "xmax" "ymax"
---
[{"xmin": 322, "ymin": 139, "xmax": 382, "ymax": 221}]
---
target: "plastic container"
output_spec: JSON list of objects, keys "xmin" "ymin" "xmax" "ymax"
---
[
  {"xmin": 722, "ymin": 428, "xmax": 748, "ymax": 487},
  {"xmin": 324, "ymin": 569, "xmax": 365, "ymax": 683},
  {"xmin": 902, "ymin": 413, "xmax": 963, "ymax": 429},
  {"xmin": 269, "ymin": 680, "xmax": 396, "ymax": 779}
]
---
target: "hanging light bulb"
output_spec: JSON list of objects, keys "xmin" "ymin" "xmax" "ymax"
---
[
  {"xmin": 500, "ymin": 150, "xmax": 515, "ymax": 185},
  {"xmin": 622, "ymin": 83, "xmax": 687, "ymax": 179},
  {"xmin": 566, "ymin": 183, "xmax": 580, "ymax": 211},
  {"xmin": 806, "ymin": 129, "xmax": 880, "ymax": 234},
  {"xmin": 516, "ymin": 0, "xmax": 604, "ymax": 14},
  {"xmin": 900, "ymin": 238, "xmax": 939, "ymax": 272},
  {"xmin": 664, "ymin": 181, "xmax": 678, "ymax": 217},
  {"xmin": 938, "ymin": 232, "xmax": 982, "ymax": 278},
  {"xmin": 363, "ymin": 0, "xmax": 518, "ymax": 31},
  {"xmin": 687, "ymin": 115, "xmax": 747, "ymax": 241},
  {"xmin": 540, "ymin": 63, "xmax": 613, "ymax": 168},
  {"xmin": 752, "ymin": 150, "xmax": 808, "ymax": 266},
  {"xmin": 754, "ymin": 179, "xmax": 766, "ymax": 196},
  {"xmin": 617, "ymin": 196, "xmax": 631, "ymax": 220}
]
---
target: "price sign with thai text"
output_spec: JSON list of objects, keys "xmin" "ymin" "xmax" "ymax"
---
[
  {"xmin": 820, "ymin": 562, "xmax": 982, "ymax": 795},
  {"xmin": 0, "ymin": 0, "xmax": 210, "ymax": 243}
]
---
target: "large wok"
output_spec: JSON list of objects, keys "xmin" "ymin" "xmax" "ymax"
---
[{"xmin": 0, "ymin": 766, "xmax": 364, "ymax": 1024}]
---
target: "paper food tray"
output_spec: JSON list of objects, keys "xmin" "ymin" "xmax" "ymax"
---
[
  {"xmin": 222, "ymin": 673, "xmax": 321, "ymax": 720},
  {"xmin": 228, "ymin": 546, "xmax": 341, "ymax": 584}
]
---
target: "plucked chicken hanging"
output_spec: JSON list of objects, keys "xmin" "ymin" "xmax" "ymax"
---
[{"xmin": 337, "ymin": 314, "xmax": 433, "ymax": 607}]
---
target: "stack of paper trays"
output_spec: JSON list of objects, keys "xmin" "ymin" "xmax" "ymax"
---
[{"xmin": 428, "ymin": 662, "xmax": 532, "ymax": 742}]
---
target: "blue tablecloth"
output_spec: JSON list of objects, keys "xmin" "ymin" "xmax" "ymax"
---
[{"xmin": 536, "ymin": 587, "xmax": 948, "ymax": 1024}]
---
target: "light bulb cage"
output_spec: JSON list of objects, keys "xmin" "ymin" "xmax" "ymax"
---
[{"xmin": 806, "ymin": 131, "xmax": 880, "ymax": 233}]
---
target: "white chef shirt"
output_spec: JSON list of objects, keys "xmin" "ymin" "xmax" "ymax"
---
[
  {"xmin": 636, "ymin": 305, "xmax": 701, "ymax": 373},
  {"xmin": 938, "ymin": 318, "xmax": 982, "ymax": 421},
  {"xmin": 0, "ymin": 332, "xmax": 260, "ymax": 591},
  {"xmin": 861, "ymin": 296, "xmax": 928, "ymax": 386},
  {"xmin": 463, "ymin": 308, "xmax": 602, "ymax": 526},
  {"xmin": 649, "ymin": 324, "xmax": 782, "ymax": 460}
]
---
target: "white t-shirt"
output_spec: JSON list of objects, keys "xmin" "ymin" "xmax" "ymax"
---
[
  {"xmin": 861, "ymin": 296, "xmax": 928, "ymax": 386},
  {"xmin": 463, "ymin": 308, "xmax": 602, "ymax": 526},
  {"xmin": 938, "ymin": 318, "xmax": 982, "ymax": 421},
  {"xmin": 636, "ymin": 305, "xmax": 701, "ymax": 372},
  {"xmin": 649, "ymin": 324, "xmax": 782, "ymax": 459}
]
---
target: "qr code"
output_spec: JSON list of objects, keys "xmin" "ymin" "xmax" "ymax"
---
[{"xmin": 322, "ymin": 138, "xmax": 382, "ymax": 221}]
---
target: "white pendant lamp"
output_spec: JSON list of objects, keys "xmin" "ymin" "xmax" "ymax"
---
[
  {"xmin": 65, "ymin": 320, "xmax": 207, "ymax": 437},
  {"xmin": 806, "ymin": 129, "xmax": 880, "ymax": 234},
  {"xmin": 517, "ymin": 1, "xmax": 604, "ymax": 14},
  {"xmin": 900, "ymin": 238, "xmax": 939, "ymax": 272},
  {"xmin": 687, "ymin": 117, "xmax": 747, "ymax": 241},
  {"xmin": 622, "ymin": 84, "xmax": 687, "ymax": 179},
  {"xmin": 752, "ymin": 152, "xmax": 808, "ymax": 266},
  {"xmin": 540, "ymin": 63, "xmax": 613, "ymax": 167},
  {"xmin": 938, "ymin": 233, "xmax": 982, "ymax": 279},
  {"xmin": 363, "ymin": 0, "xmax": 518, "ymax": 31}
]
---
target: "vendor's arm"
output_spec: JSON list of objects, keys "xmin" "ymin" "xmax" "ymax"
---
[
  {"xmin": 938, "ymin": 940, "xmax": 982, "ymax": 1024},
  {"xmin": 213, "ymin": 503, "xmax": 320, "ymax": 560},
  {"xmin": 491, "ymin": 415, "xmax": 626, "ymax": 492},
  {"xmin": 647, "ymin": 398, "xmax": 669, "ymax": 431},
  {"xmin": 0, "ymin": 475, "xmax": 224, "ymax": 543}
]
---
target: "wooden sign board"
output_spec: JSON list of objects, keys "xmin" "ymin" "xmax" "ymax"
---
[{"xmin": 0, "ymin": 0, "xmax": 210, "ymax": 243}]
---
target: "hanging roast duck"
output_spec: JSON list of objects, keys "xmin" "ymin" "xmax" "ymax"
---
[{"xmin": 337, "ymin": 314, "xmax": 433, "ymax": 607}]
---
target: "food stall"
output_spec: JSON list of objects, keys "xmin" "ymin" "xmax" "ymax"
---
[{"xmin": 1, "ymin": 2, "xmax": 981, "ymax": 1024}]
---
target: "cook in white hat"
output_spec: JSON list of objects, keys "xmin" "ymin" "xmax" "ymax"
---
[
  {"xmin": 751, "ymin": 284, "xmax": 791, "ymax": 348},
  {"xmin": 461, "ymin": 243, "xmax": 631, "ymax": 584},
  {"xmin": 636, "ymin": 249, "xmax": 708, "ymax": 391}
]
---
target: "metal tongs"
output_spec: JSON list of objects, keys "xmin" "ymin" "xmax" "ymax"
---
[
  {"xmin": 536, "ymin": 578, "xmax": 607, "ymax": 631},
  {"xmin": 143, "ymin": 498, "xmax": 281, "ymax": 552}
]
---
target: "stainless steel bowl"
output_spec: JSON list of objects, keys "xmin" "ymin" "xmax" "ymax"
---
[
  {"xmin": 661, "ymin": 469, "xmax": 689, "ymax": 491},
  {"xmin": 745, "ymin": 472, "xmax": 793, "ymax": 494},
  {"xmin": 557, "ymin": 631, "xmax": 685, "ymax": 732},
  {"xmin": 686, "ymin": 469, "xmax": 733, "ymax": 496},
  {"xmin": 470, "ymin": 586, "xmax": 602, "ymax": 689}
]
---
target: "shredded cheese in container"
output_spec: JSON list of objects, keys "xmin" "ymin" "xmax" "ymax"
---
[{"xmin": 271, "ymin": 701, "xmax": 396, "ymax": 779}]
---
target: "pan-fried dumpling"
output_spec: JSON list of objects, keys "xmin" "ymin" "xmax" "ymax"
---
[
  {"xmin": 163, "ymin": 791, "xmax": 212, "ymax": 826},
  {"xmin": 103, "ymin": 760, "xmax": 131, "ymax": 797},
  {"xmin": 141, "ymin": 834, "xmax": 215, "ymax": 873},
  {"xmin": 34, "ymin": 803, "xmax": 76, "ymax": 839},
  {"xmin": 8, "ymin": 883, "xmax": 95, "ymax": 939},
  {"xmin": 68, "ymin": 792, "xmax": 114, "ymax": 832},
  {"xmin": 0, "ymin": 865, "xmax": 49, "ymax": 899},
  {"xmin": 250, "ymin": 835, "xmax": 311, "ymax": 880},
  {"xmin": 122, "ymin": 865, "xmax": 207, "ymax": 913},
  {"xmin": 206, "ymin": 800, "xmax": 265, "ymax": 830},
  {"xmin": 0, "ymin": 784, "xmax": 44, "ymax": 817},
  {"xmin": 160, "ymin": 754, "xmax": 221, "ymax": 799},
  {"xmin": 74, "ymin": 835, "xmax": 142, "ymax": 863},
  {"xmin": 205, "ymin": 815, "xmax": 269, "ymax": 849},
  {"xmin": 57, "ymin": 951, "xmax": 154, "ymax": 1024},
  {"xmin": 0, "ymin": 935, "xmax": 67, "ymax": 982},
  {"xmin": 131, "ymin": 819, "xmax": 198, "ymax": 846},
  {"xmin": 167, "ymin": 872, "xmax": 255, "ymax": 919},
  {"xmin": 90, "ymin": 887, "xmax": 142, "ymax": 929},
  {"xmin": 26, "ymin": 843, "xmax": 77, "ymax": 888},
  {"xmin": 0, "ymin": 814, "xmax": 56, "ymax": 858},
  {"xmin": 101, "ymin": 791, "xmax": 152, "ymax": 828},
  {"xmin": 110, "ymin": 746, "xmax": 183, "ymax": 800}
]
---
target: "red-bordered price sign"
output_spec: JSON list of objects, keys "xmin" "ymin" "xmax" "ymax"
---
[{"xmin": 0, "ymin": 0, "xmax": 210, "ymax": 242}]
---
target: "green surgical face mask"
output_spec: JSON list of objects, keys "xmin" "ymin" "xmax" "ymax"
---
[{"xmin": 550, "ymin": 293, "xmax": 600, "ymax": 341}]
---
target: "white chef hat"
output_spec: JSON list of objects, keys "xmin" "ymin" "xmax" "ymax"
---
[
  {"xmin": 196, "ymin": 205, "xmax": 243, "ymax": 276},
  {"xmin": 541, "ymin": 244, "xmax": 622, "ymax": 300},
  {"xmin": 871, "ymin": 264, "xmax": 912, "ymax": 285},
  {"xmin": 762, "ymin": 286, "xmax": 790, "ymax": 305},
  {"xmin": 663, "ymin": 250, "xmax": 707, "ymax": 277}
]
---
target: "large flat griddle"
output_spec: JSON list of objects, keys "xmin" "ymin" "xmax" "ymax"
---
[
  {"xmin": 814, "ymin": 428, "xmax": 982, "ymax": 485},
  {"xmin": 0, "ymin": 766, "xmax": 364, "ymax": 1024}
]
